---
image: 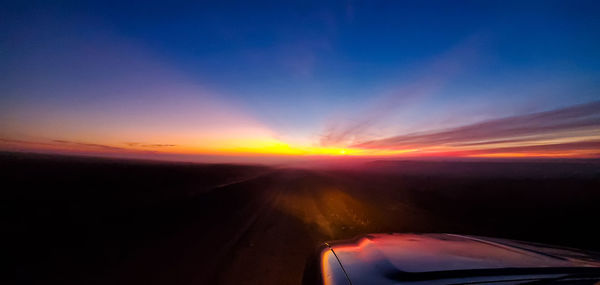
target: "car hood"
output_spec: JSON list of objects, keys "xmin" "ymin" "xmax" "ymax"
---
[{"xmin": 321, "ymin": 233, "xmax": 600, "ymax": 284}]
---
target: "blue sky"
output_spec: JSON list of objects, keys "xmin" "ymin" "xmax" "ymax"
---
[{"xmin": 1, "ymin": 1, "xmax": 599, "ymax": 160}]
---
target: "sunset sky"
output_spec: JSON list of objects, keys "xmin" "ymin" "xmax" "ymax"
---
[{"xmin": 2, "ymin": 1, "xmax": 599, "ymax": 163}]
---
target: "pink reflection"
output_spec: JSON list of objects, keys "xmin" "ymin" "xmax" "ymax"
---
[{"xmin": 328, "ymin": 233, "xmax": 600, "ymax": 284}]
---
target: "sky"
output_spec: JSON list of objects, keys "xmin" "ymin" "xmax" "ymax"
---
[{"xmin": 1, "ymin": 0, "xmax": 600, "ymax": 163}]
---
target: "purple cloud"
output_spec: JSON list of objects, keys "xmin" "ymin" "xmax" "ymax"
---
[{"xmin": 353, "ymin": 101, "xmax": 600, "ymax": 152}]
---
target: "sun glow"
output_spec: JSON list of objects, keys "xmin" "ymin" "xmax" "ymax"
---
[{"xmin": 215, "ymin": 140, "xmax": 365, "ymax": 156}]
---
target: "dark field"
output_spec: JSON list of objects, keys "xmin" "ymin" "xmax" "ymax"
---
[{"xmin": 2, "ymin": 152, "xmax": 599, "ymax": 284}]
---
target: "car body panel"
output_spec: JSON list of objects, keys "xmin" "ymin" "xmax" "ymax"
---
[{"xmin": 320, "ymin": 233, "xmax": 600, "ymax": 285}]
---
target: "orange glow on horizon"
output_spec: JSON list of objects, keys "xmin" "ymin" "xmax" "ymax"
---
[{"xmin": 1, "ymin": 135, "xmax": 598, "ymax": 161}]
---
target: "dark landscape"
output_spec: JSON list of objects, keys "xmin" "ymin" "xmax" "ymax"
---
[{"xmin": 3, "ymin": 152, "xmax": 599, "ymax": 284}]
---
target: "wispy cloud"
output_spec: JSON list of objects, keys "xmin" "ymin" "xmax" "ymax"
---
[
  {"xmin": 52, "ymin": 140, "xmax": 129, "ymax": 151},
  {"xmin": 1, "ymin": 138, "xmax": 57, "ymax": 147},
  {"xmin": 465, "ymin": 140, "xmax": 600, "ymax": 156},
  {"xmin": 0, "ymin": 138, "xmax": 165, "ymax": 154},
  {"xmin": 124, "ymin": 142, "xmax": 176, "ymax": 148},
  {"xmin": 353, "ymin": 101, "xmax": 600, "ymax": 157}
]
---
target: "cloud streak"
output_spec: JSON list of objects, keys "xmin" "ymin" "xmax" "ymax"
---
[
  {"xmin": 124, "ymin": 142, "xmax": 177, "ymax": 148},
  {"xmin": 353, "ymin": 101, "xmax": 600, "ymax": 157},
  {"xmin": 0, "ymin": 138, "xmax": 177, "ymax": 155},
  {"xmin": 52, "ymin": 140, "xmax": 127, "ymax": 151}
]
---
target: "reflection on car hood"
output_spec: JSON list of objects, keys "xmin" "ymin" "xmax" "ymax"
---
[{"xmin": 322, "ymin": 233, "xmax": 600, "ymax": 285}]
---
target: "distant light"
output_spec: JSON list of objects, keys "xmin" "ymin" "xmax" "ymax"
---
[{"xmin": 340, "ymin": 149, "xmax": 347, "ymax": 155}]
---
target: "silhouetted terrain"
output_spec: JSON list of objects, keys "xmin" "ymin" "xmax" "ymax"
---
[{"xmin": 2, "ymin": 152, "xmax": 599, "ymax": 284}]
